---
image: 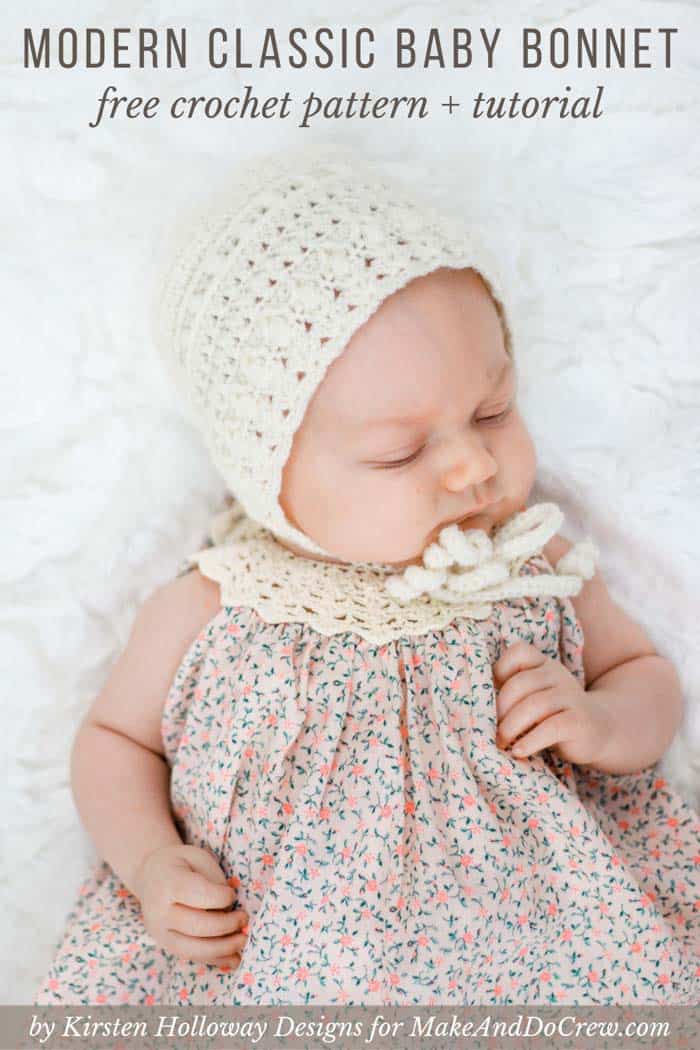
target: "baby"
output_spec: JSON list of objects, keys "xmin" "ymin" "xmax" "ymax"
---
[{"xmin": 37, "ymin": 143, "xmax": 700, "ymax": 1007}]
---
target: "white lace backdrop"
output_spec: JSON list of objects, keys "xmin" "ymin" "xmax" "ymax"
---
[{"xmin": 2, "ymin": 0, "xmax": 699, "ymax": 1003}]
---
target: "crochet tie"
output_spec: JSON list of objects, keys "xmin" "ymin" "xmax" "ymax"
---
[{"xmin": 384, "ymin": 502, "xmax": 598, "ymax": 616}]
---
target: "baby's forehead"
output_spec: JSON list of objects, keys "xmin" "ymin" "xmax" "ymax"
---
[
  {"xmin": 321, "ymin": 266, "xmax": 501, "ymax": 373},
  {"xmin": 311, "ymin": 266, "xmax": 504, "ymax": 410},
  {"xmin": 376, "ymin": 265, "xmax": 488, "ymax": 315},
  {"xmin": 351, "ymin": 266, "xmax": 498, "ymax": 352}
]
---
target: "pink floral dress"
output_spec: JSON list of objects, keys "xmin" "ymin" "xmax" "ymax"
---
[{"xmin": 36, "ymin": 513, "xmax": 700, "ymax": 1007}]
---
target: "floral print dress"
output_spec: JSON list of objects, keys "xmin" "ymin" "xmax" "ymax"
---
[{"xmin": 36, "ymin": 511, "xmax": 700, "ymax": 1007}]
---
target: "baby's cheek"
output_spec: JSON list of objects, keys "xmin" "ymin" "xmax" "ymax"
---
[{"xmin": 502, "ymin": 416, "xmax": 537, "ymax": 492}]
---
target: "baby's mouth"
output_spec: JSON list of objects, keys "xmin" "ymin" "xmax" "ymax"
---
[
  {"xmin": 392, "ymin": 503, "xmax": 504, "ymax": 570},
  {"xmin": 439, "ymin": 504, "xmax": 496, "ymax": 536}
]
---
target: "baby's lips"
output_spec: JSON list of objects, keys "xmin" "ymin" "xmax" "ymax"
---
[{"xmin": 241, "ymin": 923, "xmax": 250, "ymax": 936}]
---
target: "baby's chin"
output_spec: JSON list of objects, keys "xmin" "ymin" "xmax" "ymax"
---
[{"xmin": 388, "ymin": 504, "xmax": 519, "ymax": 569}]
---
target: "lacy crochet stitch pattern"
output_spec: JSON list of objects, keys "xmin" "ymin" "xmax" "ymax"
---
[{"xmin": 181, "ymin": 500, "xmax": 598, "ymax": 644}]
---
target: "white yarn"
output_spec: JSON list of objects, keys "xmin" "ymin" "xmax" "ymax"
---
[
  {"xmin": 385, "ymin": 503, "xmax": 599, "ymax": 614},
  {"xmin": 153, "ymin": 140, "xmax": 515, "ymax": 560},
  {"xmin": 180, "ymin": 498, "xmax": 598, "ymax": 640}
]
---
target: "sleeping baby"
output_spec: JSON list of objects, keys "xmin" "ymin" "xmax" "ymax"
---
[{"xmin": 37, "ymin": 142, "xmax": 700, "ymax": 1006}]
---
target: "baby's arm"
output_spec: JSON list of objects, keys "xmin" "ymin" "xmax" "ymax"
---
[
  {"xmin": 71, "ymin": 570, "xmax": 215, "ymax": 890},
  {"xmin": 544, "ymin": 534, "xmax": 684, "ymax": 774}
]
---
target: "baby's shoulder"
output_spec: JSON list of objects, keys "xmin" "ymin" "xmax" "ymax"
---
[
  {"xmin": 82, "ymin": 570, "xmax": 223, "ymax": 759},
  {"xmin": 149, "ymin": 567, "xmax": 222, "ymax": 643}
]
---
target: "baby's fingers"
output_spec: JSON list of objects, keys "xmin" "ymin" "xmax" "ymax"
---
[
  {"xmin": 169, "ymin": 902, "xmax": 249, "ymax": 939},
  {"xmin": 170, "ymin": 868, "xmax": 236, "ymax": 911},
  {"xmin": 495, "ymin": 666, "xmax": 559, "ymax": 720},
  {"xmin": 508, "ymin": 709, "xmax": 579, "ymax": 758},
  {"xmin": 166, "ymin": 930, "xmax": 248, "ymax": 965},
  {"xmin": 497, "ymin": 686, "xmax": 563, "ymax": 748},
  {"xmin": 493, "ymin": 641, "xmax": 545, "ymax": 688}
]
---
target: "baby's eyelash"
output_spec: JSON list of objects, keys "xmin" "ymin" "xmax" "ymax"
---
[
  {"xmin": 376, "ymin": 448, "xmax": 425, "ymax": 470},
  {"xmin": 374, "ymin": 403, "xmax": 514, "ymax": 470},
  {"xmin": 480, "ymin": 404, "xmax": 513, "ymax": 425}
]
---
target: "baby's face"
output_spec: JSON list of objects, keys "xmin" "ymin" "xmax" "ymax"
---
[{"xmin": 279, "ymin": 266, "xmax": 536, "ymax": 568}]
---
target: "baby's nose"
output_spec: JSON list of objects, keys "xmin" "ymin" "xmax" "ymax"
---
[{"xmin": 442, "ymin": 437, "xmax": 498, "ymax": 491}]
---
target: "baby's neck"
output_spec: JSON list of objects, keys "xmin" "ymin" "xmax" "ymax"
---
[
  {"xmin": 272, "ymin": 537, "xmax": 415, "ymax": 571},
  {"xmin": 269, "ymin": 533, "xmax": 467, "ymax": 571},
  {"xmin": 271, "ymin": 533, "xmax": 348, "ymax": 565}
]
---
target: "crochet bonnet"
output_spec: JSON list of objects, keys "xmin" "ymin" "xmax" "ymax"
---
[{"xmin": 153, "ymin": 141, "xmax": 515, "ymax": 559}]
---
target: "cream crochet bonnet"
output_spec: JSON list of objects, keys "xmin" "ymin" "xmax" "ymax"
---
[{"xmin": 153, "ymin": 140, "xmax": 515, "ymax": 560}]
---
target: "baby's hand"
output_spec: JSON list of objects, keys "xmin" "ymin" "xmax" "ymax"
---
[
  {"xmin": 132, "ymin": 844, "xmax": 249, "ymax": 967},
  {"xmin": 493, "ymin": 641, "xmax": 613, "ymax": 766}
]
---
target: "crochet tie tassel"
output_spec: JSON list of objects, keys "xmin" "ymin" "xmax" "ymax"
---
[{"xmin": 384, "ymin": 502, "xmax": 599, "ymax": 616}]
